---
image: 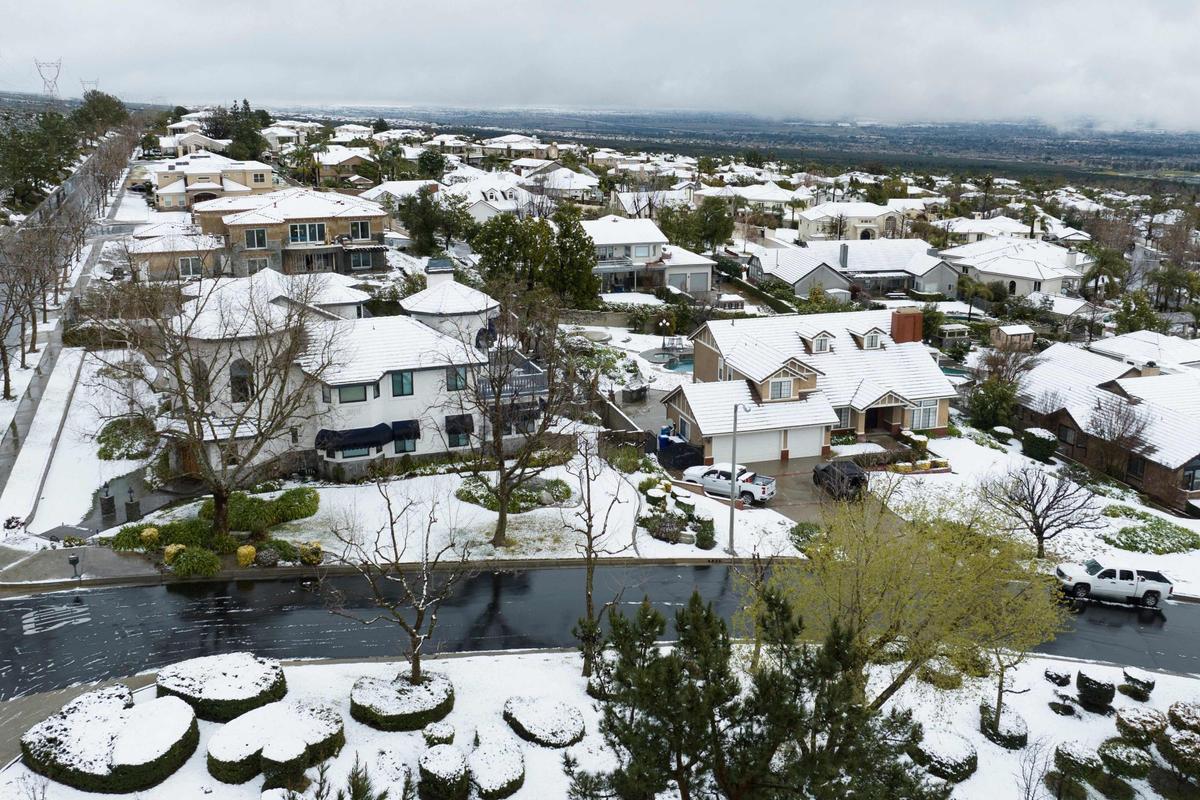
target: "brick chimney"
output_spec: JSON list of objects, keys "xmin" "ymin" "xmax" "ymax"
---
[
  {"xmin": 1140, "ymin": 360, "xmax": 1160, "ymax": 377},
  {"xmin": 890, "ymin": 307, "xmax": 923, "ymax": 344}
]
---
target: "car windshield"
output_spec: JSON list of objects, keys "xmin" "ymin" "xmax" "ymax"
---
[{"xmin": 1084, "ymin": 559, "xmax": 1103, "ymax": 576}]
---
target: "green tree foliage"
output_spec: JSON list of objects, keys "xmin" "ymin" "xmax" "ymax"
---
[
  {"xmin": 371, "ymin": 117, "xmax": 389, "ymax": 134},
  {"xmin": 967, "ymin": 377, "xmax": 1018, "ymax": 430},
  {"xmin": 395, "ymin": 185, "xmax": 443, "ymax": 256},
  {"xmin": 921, "ymin": 302, "xmax": 946, "ymax": 341},
  {"xmin": 472, "ymin": 213, "xmax": 553, "ymax": 290},
  {"xmin": 203, "ymin": 100, "xmax": 267, "ymax": 161},
  {"xmin": 436, "ymin": 192, "xmax": 476, "ymax": 249},
  {"xmin": 1113, "ymin": 289, "xmax": 1166, "ymax": 334},
  {"xmin": 417, "ymin": 149, "xmax": 447, "ymax": 179},
  {"xmin": 546, "ymin": 204, "xmax": 600, "ymax": 308},
  {"xmin": 742, "ymin": 148, "xmax": 766, "ymax": 168},
  {"xmin": 696, "ymin": 156, "xmax": 718, "ymax": 175},
  {"xmin": 657, "ymin": 197, "xmax": 734, "ymax": 254},
  {"xmin": 70, "ymin": 90, "xmax": 128, "ymax": 143},
  {"xmin": 0, "ymin": 112, "xmax": 82, "ymax": 209}
]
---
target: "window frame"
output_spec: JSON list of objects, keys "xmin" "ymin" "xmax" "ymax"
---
[
  {"xmin": 864, "ymin": 332, "xmax": 880, "ymax": 350},
  {"xmin": 911, "ymin": 398, "xmax": 938, "ymax": 431},
  {"xmin": 252, "ymin": 172, "xmax": 265, "ymax": 184},
  {"xmin": 246, "ymin": 257, "xmax": 269, "ymax": 275},
  {"xmin": 446, "ymin": 366, "xmax": 468, "ymax": 391},
  {"xmin": 337, "ymin": 384, "xmax": 368, "ymax": 403},
  {"xmin": 768, "ymin": 378, "xmax": 791, "ymax": 400},
  {"xmin": 340, "ymin": 445, "xmax": 370, "ymax": 459},
  {"xmin": 813, "ymin": 336, "xmax": 829, "ymax": 353},
  {"xmin": 835, "ymin": 406, "xmax": 851, "ymax": 429},
  {"xmin": 244, "ymin": 228, "xmax": 267, "ymax": 249},
  {"xmin": 289, "ymin": 222, "xmax": 326, "ymax": 244},
  {"xmin": 391, "ymin": 370, "xmax": 414, "ymax": 397},
  {"xmin": 349, "ymin": 220, "xmax": 371, "ymax": 240},
  {"xmin": 395, "ymin": 436, "xmax": 417, "ymax": 454},
  {"xmin": 349, "ymin": 251, "xmax": 373, "ymax": 270},
  {"xmin": 1127, "ymin": 455, "xmax": 1146, "ymax": 480},
  {"xmin": 178, "ymin": 256, "xmax": 203, "ymax": 278}
]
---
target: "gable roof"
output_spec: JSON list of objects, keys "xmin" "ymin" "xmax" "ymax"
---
[
  {"xmin": 313, "ymin": 315, "xmax": 485, "ymax": 385},
  {"xmin": 1088, "ymin": 331, "xmax": 1200, "ymax": 370},
  {"xmin": 580, "ymin": 215, "xmax": 669, "ymax": 247},
  {"xmin": 665, "ymin": 380, "xmax": 837, "ymax": 436},
  {"xmin": 400, "ymin": 279, "xmax": 499, "ymax": 316},
  {"xmin": 211, "ymin": 188, "xmax": 388, "ymax": 226}
]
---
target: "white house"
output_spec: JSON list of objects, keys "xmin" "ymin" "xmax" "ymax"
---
[
  {"xmin": 940, "ymin": 238, "xmax": 1089, "ymax": 297},
  {"xmin": 580, "ymin": 215, "xmax": 714, "ymax": 299},
  {"xmin": 795, "ymin": 202, "xmax": 904, "ymax": 241}
]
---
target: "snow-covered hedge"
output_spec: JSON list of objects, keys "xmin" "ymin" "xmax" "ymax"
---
[
  {"xmin": 260, "ymin": 734, "xmax": 308, "ymax": 790},
  {"xmin": 1076, "ymin": 671, "xmax": 1115, "ymax": 712},
  {"xmin": 206, "ymin": 700, "xmax": 344, "ymax": 784},
  {"xmin": 424, "ymin": 721, "xmax": 455, "ymax": 746},
  {"xmin": 910, "ymin": 729, "xmax": 977, "ymax": 783},
  {"xmin": 978, "ymin": 703, "xmax": 1028, "ymax": 750},
  {"xmin": 1157, "ymin": 728, "xmax": 1200, "ymax": 782},
  {"xmin": 502, "ymin": 696, "xmax": 585, "ymax": 747},
  {"xmin": 368, "ymin": 743, "xmax": 411, "ymax": 797},
  {"xmin": 21, "ymin": 686, "xmax": 198, "ymax": 793},
  {"xmin": 470, "ymin": 723, "xmax": 526, "ymax": 799},
  {"xmin": 156, "ymin": 652, "xmax": 287, "ymax": 721},
  {"xmin": 1054, "ymin": 740, "xmax": 1103, "ymax": 781},
  {"xmin": 351, "ymin": 671, "xmax": 454, "ymax": 731},
  {"xmin": 419, "ymin": 744, "xmax": 469, "ymax": 800},
  {"xmin": 1021, "ymin": 428, "xmax": 1058, "ymax": 462},
  {"xmin": 1098, "ymin": 737, "xmax": 1152, "ymax": 780},
  {"xmin": 1044, "ymin": 668, "xmax": 1071, "ymax": 687},
  {"xmin": 1169, "ymin": 700, "xmax": 1200, "ymax": 734},
  {"xmin": 1115, "ymin": 706, "xmax": 1167, "ymax": 746}
]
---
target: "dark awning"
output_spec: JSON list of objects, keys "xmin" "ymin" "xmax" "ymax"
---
[
  {"xmin": 341, "ymin": 243, "xmax": 386, "ymax": 252},
  {"xmin": 392, "ymin": 419, "xmax": 421, "ymax": 439},
  {"xmin": 315, "ymin": 423, "xmax": 393, "ymax": 449},
  {"xmin": 444, "ymin": 414, "xmax": 474, "ymax": 435}
]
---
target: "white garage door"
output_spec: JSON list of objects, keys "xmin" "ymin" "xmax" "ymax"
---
[
  {"xmin": 786, "ymin": 426, "xmax": 823, "ymax": 457},
  {"xmin": 712, "ymin": 430, "xmax": 780, "ymax": 464}
]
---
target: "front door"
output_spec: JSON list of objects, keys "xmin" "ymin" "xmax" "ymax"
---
[{"xmin": 865, "ymin": 408, "xmax": 879, "ymax": 430}]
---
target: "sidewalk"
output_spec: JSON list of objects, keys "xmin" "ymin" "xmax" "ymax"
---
[{"xmin": 0, "ymin": 546, "xmax": 158, "ymax": 587}]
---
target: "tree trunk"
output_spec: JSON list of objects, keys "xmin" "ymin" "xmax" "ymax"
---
[
  {"xmin": 581, "ymin": 559, "xmax": 596, "ymax": 677},
  {"xmin": 210, "ymin": 488, "xmax": 231, "ymax": 536},
  {"xmin": 27, "ymin": 308, "xmax": 37, "ymax": 355},
  {"xmin": 993, "ymin": 661, "xmax": 1007, "ymax": 729},
  {"xmin": 17, "ymin": 318, "xmax": 26, "ymax": 369},
  {"xmin": 410, "ymin": 630, "xmax": 423, "ymax": 683},
  {"xmin": 0, "ymin": 343, "xmax": 10, "ymax": 400},
  {"xmin": 1036, "ymin": 535, "xmax": 1045, "ymax": 559},
  {"xmin": 492, "ymin": 499, "xmax": 509, "ymax": 547}
]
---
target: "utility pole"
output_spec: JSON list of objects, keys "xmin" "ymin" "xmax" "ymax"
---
[
  {"xmin": 34, "ymin": 58, "xmax": 62, "ymax": 98},
  {"xmin": 80, "ymin": 78, "xmax": 99, "ymax": 94},
  {"xmin": 727, "ymin": 402, "xmax": 752, "ymax": 556}
]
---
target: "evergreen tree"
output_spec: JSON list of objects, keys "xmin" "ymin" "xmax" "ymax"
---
[
  {"xmin": 1114, "ymin": 288, "xmax": 1167, "ymax": 333},
  {"xmin": 437, "ymin": 193, "xmax": 476, "ymax": 249},
  {"xmin": 417, "ymin": 149, "xmax": 447, "ymax": 179},
  {"xmin": 395, "ymin": 185, "xmax": 442, "ymax": 256},
  {"xmin": 472, "ymin": 214, "xmax": 553, "ymax": 290},
  {"xmin": 546, "ymin": 204, "xmax": 599, "ymax": 308},
  {"xmin": 371, "ymin": 117, "xmax": 389, "ymax": 133},
  {"xmin": 696, "ymin": 196, "xmax": 735, "ymax": 253},
  {"xmin": 657, "ymin": 204, "xmax": 704, "ymax": 252}
]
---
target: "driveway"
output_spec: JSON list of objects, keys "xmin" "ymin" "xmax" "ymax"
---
[{"xmin": 741, "ymin": 457, "xmax": 824, "ymax": 524}]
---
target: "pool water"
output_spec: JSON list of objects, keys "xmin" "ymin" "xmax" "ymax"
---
[{"xmin": 667, "ymin": 356, "xmax": 694, "ymax": 373}]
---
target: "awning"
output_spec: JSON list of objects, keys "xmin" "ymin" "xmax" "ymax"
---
[
  {"xmin": 444, "ymin": 414, "xmax": 474, "ymax": 435},
  {"xmin": 315, "ymin": 423, "xmax": 393, "ymax": 449},
  {"xmin": 392, "ymin": 419, "xmax": 421, "ymax": 439},
  {"xmin": 341, "ymin": 243, "xmax": 386, "ymax": 252}
]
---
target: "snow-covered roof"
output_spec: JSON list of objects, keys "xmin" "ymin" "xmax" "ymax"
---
[
  {"xmin": 940, "ymin": 238, "xmax": 1089, "ymax": 282},
  {"xmin": 1026, "ymin": 291, "xmax": 1098, "ymax": 318},
  {"xmin": 1117, "ymin": 371, "xmax": 1200, "ymax": 417},
  {"xmin": 998, "ymin": 324, "xmax": 1034, "ymax": 335},
  {"xmin": 521, "ymin": 167, "xmax": 600, "ymax": 192},
  {"xmin": 314, "ymin": 145, "xmax": 373, "ymax": 166},
  {"xmin": 613, "ymin": 189, "xmax": 692, "ymax": 216},
  {"xmin": 798, "ymin": 201, "xmax": 895, "ymax": 222},
  {"xmin": 313, "ymin": 315, "xmax": 484, "ymax": 385},
  {"xmin": 400, "ymin": 279, "xmax": 499, "ymax": 316},
  {"xmin": 210, "ymin": 188, "xmax": 388, "ymax": 226},
  {"xmin": 1088, "ymin": 331, "xmax": 1200, "ymax": 370},
  {"xmin": 805, "ymin": 239, "xmax": 946, "ymax": 277},
  {"xmin": 580, "ymin": 215, "xmax": 669, "ymax": 247},
  {"xmin": 359, "ymin": 180, "xmax": 441, "ymax": 202},
  {"xmin": 129, "ymin": 234, "xmax": 225, "ymax": 255},
  {"xmin": 665, "ymin": 379, "xmax": 838, "ymax": 436},
  {"xmin": 935, "ymin": 215, "xmax": 1030, "ymax": 237}
]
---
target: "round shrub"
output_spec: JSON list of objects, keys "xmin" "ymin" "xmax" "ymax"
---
[
  {"xmin": 918, "ymin": 660, "xmax": 963, "ymax": 690},
  {"xmin": 156, "ymin": 652, "xmax": 287, "ymax": 722},
  {"xmin": 272, "ymin": 487, "xmax": 320, "ymax": 522},
  {"xmin": 423, "ymin": 721, "xmax": 454, "ymax": 746},
  {"xmin": 1021, "ymin": 428, "xmax": 1058, "ymax": 462},
  {"xmin": 419, "ymin": 744, "xmax": 469, "ymax": 800},
  {"xmin": 171, "ymin": 546, "xmax": 221, "ymax": 578},
  {"xmin": 469, "ymin": 724, "xmax": 525, "ymax": 799},
  {"xmin": 1045, "ymin": 669, "xmax": 1071, "ymax": 687},
  {"xmin": 255, "ymin": 547, "xmax": 280, "ymax": 568},
  {"xmin": 694, "ymin": 518, "xmax": 716, "ymax": 550},
  {"xmin": 298, "ymin": 541, "xmax": 323, "ymax": 565},
  {"xmin": 236, "ymin": 544, "xmax": 256, "ymax": 568},
  {"xmin": 1122, "ymin": 667, "xmax": 1155, "ymax": 695},
  {"xmin": 351, "ymin": 672, "xmax": 454, "ymax": 731},
  {"xmin": 97, "ymin": 416, "xmax": 157, "ymax": 460},
  {"xmin": 140, "ymin": 527, "xmax": 159, "ymax": 548},
  {"xmin": 160, "ymin": 518, "xmax": 216, "ymax": 548},
  {"xmin": 1118, "ymin": 683, "xmax": 1151, "ymax": 702},
  {"xmin": 1157, "ymin": 729, "xmax": 1200, "ymax": 783},
  {"xmin": 267, "ymin": 538, "xmax": 300, "ymax": 562},
  {"xmin": 1076, "ymin": 671, "xmax": 1116, "ymax": 712},
  {"xmin": 206, "ymin": 700, "xmax": 344, "ymax": 785},
  {"xmin": 502, "ymin": 696, "xmax": 585, "ymax": 748},
  {"xmin": 260, "ymin": 735, "xmax": 307, "ymax": 791},
  {"xmin": 1055, "ymin": 740, "xmax": 1104, "ymax": 782},
  {"xmin": 1048, "ymin": 701, "xmax": 1076, "ymax": 717},
  {"xmin": 1098, "ymin": 737, "xmax": 1152, "ymax": 780},
  {"xmin": 979, "ymin": 703, "xmax": 1028, "ymax": 750},
  {"xmin": 909, "ymin": 730, "xmax": 977, "ymax": 783},
  {"xmin": 1169, "ymin": 700, "xmax": 1200, "ymax": 733},
  {"xmin": 1115, "ymin": 706, "xmax": 1167, "ymax": 746},
  {"xmin": 164, "ymin": 543, "xmax": 186, "ymax": 565}
]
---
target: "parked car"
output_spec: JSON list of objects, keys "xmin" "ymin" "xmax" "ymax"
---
[
  {"xmin": 127, "ymin": 181, "xmax": 151, "ymax": 193},
  {"xmin": 681, "ymin": 462, "xmax": 776, "ymax": 504},
  {"xmin": 659, "ymin": 442, "xmax": 703, "ymax": 470},
  {"xmin": 1055, "ymin": 558, "xmax": 1173, "ymax": 608},
  {"xmin": 812, "ymin": 461, "xmax": 868, "ymax": 499}
]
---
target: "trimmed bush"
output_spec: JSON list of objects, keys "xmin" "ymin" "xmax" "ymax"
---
[
  {"xmin": 97, "ymin": 416, "xmax": 157, "ymax": 460},
  {"xmin": 156, "ymin": 652, "xmax": 287, "ymax": 722},
  {"xmin": 1055, "ymin": 740, "xmax": 1104, "ymax": 782},
  {"xmin": 164, "ymin": 543, "xmax": 186, "ymax": 565},
  {"xmin": 607, "ymin": 445, "xmax": 643, "ymax": 474},
  {"xmin": 1115, "ymin": 706, "xmax": 1167, "ymax": 746},
  {"xmin": 1045, "ymin": 668, "xmax": 1071, "ymax": 687},
  {"xmin": 1169, "ymin": 700, "xmax": 1200, "ymax": 734},
  {"xmin": 272, "ymin": 487, "xmax": 320, "ymax": 522},
  {"xmin": 1076, "ymin": 671, "xmax": 1116, "ymax": 712},
  {"xmin": 1098, "ymin": 737, "xmax": 1152, "ymax": 780},
  {"xmin": 502, "ymin": 696, "xmax": 585, "ymax": 748},
  {"xmin": 1049, "ymin": 701, "xmax": 1076, "ymax": 717},
  {"xmin": 918, "ymin": 661, "xmax": 963, "ymax": 690},
  {"xmin": 694, "ymin": 518, "xmax": 716, "ymax": 550},
  {"xmin": 267, "ymin": 538, "xmax": 301, "ymax": 562},
  {"xmin": 198, "ymin": 487, "xmax": 320, "ymax": 534},
  {"xmin": 1157, "ymin": 728, "xmax": 1200, "ymax": 783},
  {"xmin": 260, "ymin": 735, "xmax": 308, "ymax": 791},
  {"xmin": 1123, "ymin": 667, "xmax": 1156, "ymax": 695},
  {"xmin": 236, "ymin": 544, "xmax": 256, "ymax": 568},
  {"xmin": 979, "ymin": 703, "xmax": 1028, "ymax": 749},
  {"xmin": 351, "ymin": 672, "xmax": 454, "ymax": 731},
  {"xmin": 298, "ymin": 541, "xmax": 323, "ymax": 566},
  {"xmin": 1021, "ymin": 427, "xmax": 1058, "ymax": 462},
  {"xmin": 909, "ymin": 730, "xmax": 977, "ymax": 782},
  {"xmin": 419, "ymin": 744, "xmax": 469, "ymax": 800},
  {"xmin": 424, "ymin": 721, "xmax": 455, "ymax": 746},
  {"xmin": 206, "ymin": 700, "xmax": 344, "ymax": 784},
  {"xmin": 171, "ymin": 546, "xmax": 221, "ymax": 578},
  {"xmin": 140, "ymin": 527, "xmax": 159, "ymax": 548},
  {"xmin": 1086, "ymin": 771, "xmax": 1135, "ymax": 800},
  {"xmin": 469, "ymin": 723, "xmax": 525, "ymax": 799},
  {"xmin": 255, "ymin": 547, "xmax": 280, "ymax": 568},
  {"xmin": 1044, "ymin": 771, "xmax": 1088, "ymax": 800}
]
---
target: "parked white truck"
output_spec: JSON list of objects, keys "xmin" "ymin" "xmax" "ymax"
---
[{"xmin": 1055, "ymin": 558, "xmax": 1174, "ymax": 608}]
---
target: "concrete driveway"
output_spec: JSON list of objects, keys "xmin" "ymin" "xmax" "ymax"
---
[{"xmin": 741, "ymin": 457, "xmax": 824, "ymax": 524}]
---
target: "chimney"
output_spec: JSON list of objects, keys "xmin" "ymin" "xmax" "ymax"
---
[
  {"xmin": 1065, "ymin": 247, "xmax": 1078, "ymax": 268},
  {"xmin": 425, "ymin": 257, "xmax": 455, "ymax": 288},
  {"xmin": 1140, "ymin": 360, "xmax": 1160, "ymax": 377},
  {"xmin": 890, "ymin": 307, "xmax": 923, "ymax": 344},
  {"xmin": 839, "ymin": 242, "xmax": 849, "ymax": 269}
]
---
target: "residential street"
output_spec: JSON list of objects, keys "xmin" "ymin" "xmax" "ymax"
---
[{"xmin": 1, "ymin": 565, "xmax": 1197, "ymax": 701}]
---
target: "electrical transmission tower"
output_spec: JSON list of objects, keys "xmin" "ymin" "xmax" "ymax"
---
[
  {"xmin": 34, "ymin": 58, "xmax": 62, "ymax": 97},
  {"xmin": 80, "ymin": 78, "xmax": 99, "ymax": 94}
]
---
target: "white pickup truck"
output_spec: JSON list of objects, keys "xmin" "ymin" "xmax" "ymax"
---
[
  {"xmin": 681, "ymin": 462, "xmax": 776, "ymax": 504},
  {"xmin": 1055, "ymin": 558, "xmax": 1174, "ymax": 608}
]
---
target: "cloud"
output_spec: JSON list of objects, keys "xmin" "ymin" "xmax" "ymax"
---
[{"xmin": 3, "ymin": 0, "xmax": 1199, "ymax": 129}]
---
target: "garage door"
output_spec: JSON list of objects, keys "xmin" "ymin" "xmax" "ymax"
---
[
  {"xmin": 712, "ymin": 430, "xmax": 780, "ymax": 463},
  {"xmin": 786, "ymin": 426, "xmax": 823, "ymax": 457}
]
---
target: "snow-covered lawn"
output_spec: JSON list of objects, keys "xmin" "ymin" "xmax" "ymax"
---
[
  {"xmin": 889, "ymin": 425, "xmax": 1200, "ymax": 597},
  {"xmin": 111, "ymin": 192, "xmax": 188, "ymax": 227},
  {"xmin": 562, "ymin": 324, "xmax": 693, "ymax": 393},
  {"xmin": 3, "ymin": 650, "xmax": 1197, "ymax": 799},
  {"xmin": 600, "ymin": 292, "xmax": 663, "ymax": 307}
]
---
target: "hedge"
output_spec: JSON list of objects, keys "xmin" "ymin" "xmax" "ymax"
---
[
  {"xmin": 198, "ymin": 487, "xmax": 320, "ymax": 533},
  {"xmin": 419, "ymin": 745, "xmax": 469, "ymax": 800},
  {"xmin": 156, "ymin": 657, "xmax": 287, "ymax": 722},
  {"xmin": 1098, "ymin": 738, "xmax": 1152, "ymax": 780},
  {"xmin": 1115, "ymin": 706, "xmax": 1167, "ymax": 746},
  {"xmin": 979, "ymin": 703, "xmax": 1028, "ymax": 750},
  {"xmin": 206, "ymin": 702, "xmax": 344, "ymax": 785},
  {"xmin": 1168, "ymin": 700, "xmax": 1200, "ymax": 734},
  {"xmin": 1076, "ymin": 671, "xmax": 1116, "ymax": 712},
  {"xmin": 908, "ymin": 731, "xmax": 978, "ymax": 783},
  {"xmin": 1020, "ymin": 428, "xmax": 1058, "ymax": 462},
  {"xmin": 350, "ymin": 672, "xmax": 455, "ymax": 732},
  {"xmin": 171, "ymin": 547, "xmax": 221, "ymax": 578},
  {"xmin": 502, "ymin": 696, "xmax": 585, "ymax": 748}
]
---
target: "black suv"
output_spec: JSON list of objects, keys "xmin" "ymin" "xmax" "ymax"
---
[{"xmin": 812, "ymin": 461, "xmax": 868, "ymax": 499}]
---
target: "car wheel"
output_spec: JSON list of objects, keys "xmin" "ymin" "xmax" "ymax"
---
[
  {"xmin": 739, "ymin": 491, "xmax": 755, "ymax": 505},
  {"xmin": 1141, "ymin": 592, "xmax": 1159, "ymax": 608},
  {"xmin": 812, "ymin": 472, "xmax": 820, "ymax": 485},
  {"xmin": 1072, "ymin": 584, "xmax": 1090, "ymax": 599}
]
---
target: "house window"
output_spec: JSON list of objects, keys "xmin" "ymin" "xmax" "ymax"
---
[
  {"xmin": 289, "ymin": 427, "xmax": 298, "ymax": 445},
  {"xmin": 338, "ymin": 384, "xmax": 368, "ymax": 403},
  {"xmin": 1033, "ymin": 280, "xmax": 1042, "ymax": 292},
  {"xmin": 813, "ymin": 336, "xmax": 829, "ymax": 353},
  {"xmin": 245, "ymin": 228, "xmax": 267, "ymax": 249},
  {"xmin": 960, "ymin": 265, "xmax": 968, "ymax": 274},
  {"xmin": 321, "ymin": 384, "xmax": 331, "ymax": 403},
  {"xmin": 633, "ymin": 244, "xmax": 650, "ymax": 258},
  {"xmin": 349, "ymin": 251, "xmax": 373, "ymax": 270},
  {"xmin": 769, "ymin": 378, "xmax": 791, "ymax": 400},
  {"xmin": 1183, "ymin": 461, "xmax": 1200, "ymax": 491},
  {"xmin": 229, "ymin": 359, "xmax": 253, "ymax": 403},
  {"xmin": 1057, "ymin": 424, "xmax": 1076, "ymax": 446},
  {"xmin": 341, "ymin": 446, "xmax": 370, "ymax": 458},
  {"xmin": 246, "ymin": 257, "xmax": 269, "ymax": 275},
  {"xmin": 395, "ymin": 436, "xmax": 417, "ymax": 454},
  {"xmin": 446, "ymin": 366, "xmax": 467, "ymax": 391},
  {"xmin": 252, "ymin": 173, "xmax": 265, "ymax": 184},
  {"xmin": 1127, "ymin": 455, "xmax": 1145, "ymax": 480},
  {"xmin": 911, "ymin": 398, "xmax": 938, "ymax": 430},
  {"xmin": 835, "ymin": 407, "xmax": 851, "ymax": 429},
  {"xmin": 178, "ymin": 257, "xmax": 203, "ymax": 278},
  {"xmin": 864, "ymin": 333, "xmax": 880, "ymax": 349},
  {"xmin": 289, "ymin": 222, "xmax": 326, "ymax": 243},
  {"xmin": 350, "ymin": 220, "xmax": 371, "ymax": 240},
  {"xmin": 392, "ymin": 370, "xmax": 413, "ymax": 396},
  {"xmin": 678, "ymin": 417, "xmax": 690, "ymax": 439},
  {"xmin": 445, "ymin": 414, "xmax": 473, "ymax": 447}
]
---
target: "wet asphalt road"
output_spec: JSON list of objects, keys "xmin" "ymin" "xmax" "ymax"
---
[{"xmin": 0, "ymin": 565, "xmax": 1197, "ymax": 700}]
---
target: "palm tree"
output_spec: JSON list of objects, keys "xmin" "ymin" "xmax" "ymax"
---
[{"xmin": 959, "ymin": 275, "xmax": 991, "ymax": 322}]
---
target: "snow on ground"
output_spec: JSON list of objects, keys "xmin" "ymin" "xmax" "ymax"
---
[
  {"xmin": 0, "ymin": 356, "xmax": 44, "ymax": 440},
  {"xmin": 563, "ymin": 324, "xmax": 693, "ymax": 393},
  {"xmin": 111, "ymin": 191, "xmax": 188, "ymax": 226},
  {"xmin": 831, "ymin": 442, "xmax": 886, "ymax": 457},
  {"xmin": 889, "ymin": 424, "xmax": 1200, "ymax": 597},
  {"xmin": 3, "ymin": 651, "xmax": 1197, "ymax": 799},
  {"xmin": 600, "ymin": 292, "xmax": 663, "ymax": 307}
]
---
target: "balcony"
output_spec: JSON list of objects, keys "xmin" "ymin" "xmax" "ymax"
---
[
  {"xmin": 594, "ymin": 257, "xmax": 636, "ymax": 273},
  {"xmin": 478, "ymin": 354, "xmax": 549, "ymax": 399}
]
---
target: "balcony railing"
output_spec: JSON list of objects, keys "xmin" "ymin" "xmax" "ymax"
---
[{"xmin": 479, "ymin": 371, "xmax": 548, "ymax": 399}]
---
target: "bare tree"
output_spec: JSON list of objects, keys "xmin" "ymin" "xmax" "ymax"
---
[
  {"xmin": 84, "ymin": 270, "xmax": 342, "ymax": 535},
  {"xmin": 823, "ymin": 213, "xmax": 848, "ymax": 240},
  {"xmin": 980, "ymin": 343, "xmax": 1039, "ymax": 385},
  {"xmin": 564, "ymin": 433, "xmax": 630, "ymax": 677},
  {"xmin": 1088, "ymin": 395, "xmax": 1154, "ymax": 479},
  {"xmin": 979, "ymin": 465, "xmax": 1105, "ymax": 558},
  {"xmin": 1013, "ymin": 738, "xmax": 1054, "ymax": 800},
  {"xmin": 326, "ymin": 478, "xmax": 473, "ymax": 684}
]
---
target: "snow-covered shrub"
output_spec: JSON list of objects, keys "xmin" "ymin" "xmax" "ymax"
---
[
  {"xmin": 909, "ymin": 729, "xmax": 977, "ymax": 783},
  {"xmin": 1055, "ymin": 740, "xmax": 1103, "ymax": 781},
  {"xmin": 1098, "ymin": 737, "xmax": 1152, "ymax": 779},
  {"xmin": 694, "ymin": 517, "xmax": 716, "ymax": 550},
  {"xmin": 21, "ymin": 686, "xmax": 198, "ymax": 793},
  {"xmin": 419, "ymin": 744, "xmax": 469, "ymax": 800},
  {"xmin": 469, "ymin": 723, "xmax": 526, "ymax": 799},
  {"xmin": 206, "ymin": 700, "xmax": 344, "ymax": 784},
  {"xmin": 1021, "ymin": 427, "xmax": 1058, "ymax": 462},
  {"xmin": 1122, "ymin": 667, "xmax": 1155, "ymax": 695},
  {"xmin": 917, "ymin": 659, "xmax": 963, "ymax": 690},
  {"xmin": 1157, "ymin": 729, "xmax": 1200, "ymax": 783},
  {"xmin": 1169, "ymin": 700, "xmax": 1200, "ymax": 734},
  {"xmin": 1045, "ymin": 668, "xmax": 1071, "ymax": 687},
  {"xmin": 1114, "ymin": 706, "xmax": 1166, "ymax": 746},
  {"xmin": 424, "ymin": 721, "xmax": 455, "ymax": 746},
  {"xmin": 254, "ymin": 547, "xmax": 280, "ymax": 568},
  {"xmin": 1076, "ymin": 671, "xmax": 1116, "ymax": 712},
  {"xmin": 502, "ymin": 696, "xmax": 585, "ymax": 747},
  {"xmin": 156, "ymin": 652, "xmax": 287, "ymax": 721},
  {"xmin": 979, "ymin": 703, "xmax": 1028, "ymax": 749},
  {"xmin": 351, "ymin": 671, "xmax": 454, "ymax": 731},
  {"xmin": 369, "ymin": 744, "xmax": 411, "ymax": 796},
  {"xmin": 260, "ymin": 735, "xmax": 307, "ymax": 790}
]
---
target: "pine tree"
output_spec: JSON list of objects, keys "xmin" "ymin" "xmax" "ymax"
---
[{"xmin": 547, "ymin": 204, "xmax": 599, "ymax": 308}]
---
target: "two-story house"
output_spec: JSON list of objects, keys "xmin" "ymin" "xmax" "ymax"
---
[
  {"xmin": 940, "ymin": 238, "xmax": 1089, "ymax": 297},
  {"xmin": 192, "ymin": 188, "xmax": 390, "ymax": 275},
  {"xmin": 580, "ymin": 215, "xmax": 715, "ymax": 299},
  {"xmin": 150, "ymin": 152, "xmax": 276, "ymax": 210},
  {"xmin": 795, "ymin": 201, "xmax": 905, "ymax": 241},
  {"xmin": 663, "ymin": 308, "xmax": 956, "ymax": 464},
  {"xmin": 749, "ymin": 239, "xmax": 960, "ymax": 298}
]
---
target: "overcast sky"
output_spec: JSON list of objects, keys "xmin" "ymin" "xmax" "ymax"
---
[{"xmin": 3, "ymin": 0, "xmax": 1199, "ymax": 130}]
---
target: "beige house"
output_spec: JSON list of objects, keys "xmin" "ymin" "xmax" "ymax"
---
[
  {"xmin": 150, "ymin": 152, "xmax": 275, "ymax": 210},
  {"xmin": 795, "ymin": 202, "xmax": 905, "ymax": 241},
  {"xmin": 128, "ymin": 233, "xmax": 228, "ymax": 281}
]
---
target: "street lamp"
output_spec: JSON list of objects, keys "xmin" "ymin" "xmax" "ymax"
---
[
  {"xmin": 727, "ymin": 402, "xmax": 754, "ymax": 557},
  {"xmin": 658, "ymin": 318, "xmax": 669, "ymax": 350}
]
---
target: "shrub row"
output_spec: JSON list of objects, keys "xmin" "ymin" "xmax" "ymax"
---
[{"xmin": 198, "ymin": 487, "xmax": 320, "ymax": 534}]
